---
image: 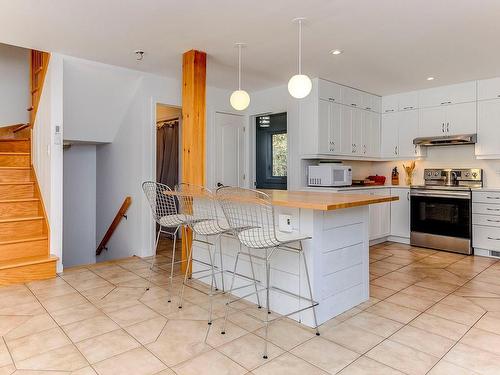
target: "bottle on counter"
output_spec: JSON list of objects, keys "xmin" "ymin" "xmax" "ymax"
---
[{"xmin": 391, "ymin": 167, "xmax": 399, "ymax": 185}]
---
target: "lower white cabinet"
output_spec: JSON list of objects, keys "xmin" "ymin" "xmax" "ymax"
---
[
  {"xmin": 354, "ymin": 188, "xmax": 391, "ymax": 240},
  {"xmin": 390, "ymin": 188, "xmax": 410, "ymax": 238},
  {"xmin": 472, "ymin": 190, "xmax": 500, "ymax": 258}
]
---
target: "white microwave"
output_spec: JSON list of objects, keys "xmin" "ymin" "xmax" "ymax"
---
[{"xmin": 308, "ymin": 165, "xmax": 352, "ymax": 187}]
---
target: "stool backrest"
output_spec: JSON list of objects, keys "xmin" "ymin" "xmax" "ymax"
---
[
  {"xmin": 216, "ymin": 187, "xmax": 278, "ymax": 248},
  {"xmin": 142, "ymin": 181, "xmax": 178, "ymax": 225},
  {"xmin": 175, "ymin": 183, "xmax": 226, "ymax": 233}
]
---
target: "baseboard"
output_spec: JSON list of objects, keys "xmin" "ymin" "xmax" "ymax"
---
[{"xmin": 370, "ymin": 235, "xmax": 410, "ymax": 246}]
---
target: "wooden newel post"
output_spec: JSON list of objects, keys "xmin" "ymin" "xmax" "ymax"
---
[{"xmin": 181, "ymin": 50, "xmax": 207, "ymax": 273}]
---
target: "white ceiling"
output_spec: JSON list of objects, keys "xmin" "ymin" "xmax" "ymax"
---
[{"xmin": 2, "ymin": 0, "xmax": 500, "ymax": 95}]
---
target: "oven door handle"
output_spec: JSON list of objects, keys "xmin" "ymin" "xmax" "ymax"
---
[{"xmin": 410, "ymin": 191, "xmax": 471, "ymax": 199}]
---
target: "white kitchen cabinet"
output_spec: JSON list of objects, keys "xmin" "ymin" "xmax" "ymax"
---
[
  {"xmin": 476, "ymin": 98, "xmax": 500, "ymax": 158},
  {"xmin": 420, "ymin": 102, "xmax": 476, "ymax": 137},
  {"xmin": 381, "ymin": 112, "xmax": 399, "ymax": 157},
  {"xmin": 478, "ymin": 77, "xmax": 500, "ymax": 101},
  {"xmin": 445, "ymin": 102, "xmax": 477, "ymax": 135},
  {"xmin": 370, "ymin": 188, "xmax": 391, "ymax": 240},
  {"xmin": 361, "ymin": 93, "xmax": 381, "ymax": 113},
  {"xmin": 390, "ymin": 188, "xmax": 410, "ymax": 238},
  {"xmin": 473, "ymin": 190, "xmax": 500, "ymax": 258},
  {"xmin": 352, "ymin": 109, "xmax": 363, "ymax": 155},
  {"xmin": 318, "ymin": 79, "xmax": 342, "ymax": 102},
  {"xmin": 318, "ymin": 99, "xmax": 342, "ymax": 154},
  {"xmin": 342, "ymin": 86, "xmax": 363, "ymax": 108},
  {"xmin": 398, "ymin": 110, "xmax": 421, "ymax": 158},
  {"xmin": 339, "ymin": 106, "xmax": 363, "ymax": 155},
  {"xmin": 419, "ymin": 81, "xmax": 476, "ymax": 108},
  {"xmin": 382, "ymin": 95, "xmax": 399, "ymax": 113},
  {"xmin": 398, "ymin": 91, "xmax": 419, "ymax": 111},
  {"xmin": 364, "ymin": 111, "xmax": 381, "ymax": 157}
]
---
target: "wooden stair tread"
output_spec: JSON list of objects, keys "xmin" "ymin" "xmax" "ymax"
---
[
  {"xmin": 0, "ymin": 198, "xmax": 39, "ymax": 203},
  {"xmin": 0, "ymin": 255, "xmax": 58, "ymax": 270},
  {"xmin": 0, "ymin": 216, "xmax": 43, "ymax": 224},
  {"xmin": 0, "ymin": 236, "xmax": 48, "ymax": 246},
  {"xmin": 0, "ymin": 182, "xmax": 34, "ymax": 185}
]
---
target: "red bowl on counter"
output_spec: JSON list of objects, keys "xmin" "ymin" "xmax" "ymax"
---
[{"xmin": 367, "ymin": 175, "xmax": 386, "ymax": 185}]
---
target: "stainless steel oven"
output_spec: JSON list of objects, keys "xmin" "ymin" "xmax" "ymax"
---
[{"xmin": 410, "ymin": 168, "xmax": 482, "ymax": 255}]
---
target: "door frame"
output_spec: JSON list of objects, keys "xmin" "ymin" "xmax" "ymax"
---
[{"xmin": 249, "ymin": 110, "xmax": 289, "ymax": 189}]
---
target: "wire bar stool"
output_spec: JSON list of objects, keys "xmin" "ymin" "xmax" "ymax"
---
[
  {"xmin": 142, "ymin": 181, "xmax": 188, "ymax": 302},
  {"xmin": 216, "ymin": 187, "xmax": 320, "ymax": 359}
]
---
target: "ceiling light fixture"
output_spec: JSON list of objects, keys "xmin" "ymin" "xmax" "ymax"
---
[
  {"xmin": 330, "ymin": 49, "xmax": 343, "ymax": 55},
  {"xmin": 134, "ymin": 50, "xmax": 145, "ymax": 61},
  {"xmin": 230, "ymin": 43, "xmax": 250, "ymax": 111},
  {"xmin": 427, "ymin": 76, "xmax": 435, "ymax": 81},
  {"xmin": 288, "ymin": 18, "xmax": 312, "ymax": 99}
]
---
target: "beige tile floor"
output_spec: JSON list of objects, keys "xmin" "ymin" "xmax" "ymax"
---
[{"xmin": 1, "ymin": 239, "xmax": 500, "ymax": 374}]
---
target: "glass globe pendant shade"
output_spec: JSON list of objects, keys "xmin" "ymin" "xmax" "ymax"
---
[
  {"xmin": 230, "ymin": 89, "xmax": 250, "ymax": 111},
  {"xmin": 288, "ymin": 74, "xmax": 312, "ymax": 99}
]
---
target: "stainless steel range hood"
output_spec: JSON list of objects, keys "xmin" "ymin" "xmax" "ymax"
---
[{"xmin": 413, "ymin": 134, "xmax": 477, "ymax": 147}]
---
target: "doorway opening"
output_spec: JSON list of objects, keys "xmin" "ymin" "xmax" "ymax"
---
[
  {"xmin": 255, "ymin": 112, "xmax": 287, "ymax": 190},
  {"xmin": 155, "ymin": 103, "xmax": 182, "ymax": 259}
]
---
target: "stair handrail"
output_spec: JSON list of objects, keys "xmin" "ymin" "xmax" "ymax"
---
[{"xmin": 96, "ymin": 196, "xmax": 132, "ymax": 255}]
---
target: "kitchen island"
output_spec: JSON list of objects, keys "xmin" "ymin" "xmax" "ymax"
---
[{"xmin": 191, "ymin": 189, "xmax": 397, "ymax": 327}]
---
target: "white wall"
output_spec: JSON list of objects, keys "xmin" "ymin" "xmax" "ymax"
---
[
  {"xmin": 32, "ymin": 53, "xmax": 64, "ymax": 272},
  {"xmin": 0, "ymin": 43, "xmax": 29, "ymax": 126},
  {"xmin": 63, "ymin": 144, "xmax": 96, "ymax": 267}
]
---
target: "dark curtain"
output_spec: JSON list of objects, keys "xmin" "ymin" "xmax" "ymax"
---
[{"xmin": 157, "ymin": 122, "xmax": 179, "ymax": 188}]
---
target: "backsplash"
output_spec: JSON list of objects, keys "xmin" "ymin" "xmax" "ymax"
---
[{"xmin": 371, "ymin": 145, "xmax": 500, "ymax": 187}]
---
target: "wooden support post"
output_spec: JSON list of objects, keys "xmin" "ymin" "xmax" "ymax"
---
[{"xmin": 181, "ymin": 50, "xmax": 206, "ymax": 273}]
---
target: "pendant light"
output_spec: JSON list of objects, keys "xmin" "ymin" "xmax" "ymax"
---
[
  {"xmin": 288, "ymin": 18, "xmax": 312, "ymax": 99},
  {"xmin": 230, "ymin": 43, "xmax": 250, "ymax": 111}
]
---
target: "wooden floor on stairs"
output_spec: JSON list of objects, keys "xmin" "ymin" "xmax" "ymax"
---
[{"xmin": 0, "ymin": 134, "xmax": 57, "ymax": 285}]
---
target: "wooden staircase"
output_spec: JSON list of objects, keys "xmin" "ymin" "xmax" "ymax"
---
[{"xmin": 0, "ymin": 135, "xmax": 57, "ymax": 285}]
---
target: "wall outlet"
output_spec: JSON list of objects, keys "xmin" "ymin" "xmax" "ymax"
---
[{"xmin": 278, "ymin": 214, "xmax": 293, "ymax": 233}]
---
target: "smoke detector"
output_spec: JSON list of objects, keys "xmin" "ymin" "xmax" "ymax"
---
[{"xmin": 134, "ymin": 50, "xmax": 145, "ymax": 61}]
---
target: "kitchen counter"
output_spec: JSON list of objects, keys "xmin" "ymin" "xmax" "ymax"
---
[
  {"xmin": 261, "ymin": 189, "xmax": 398, "ymax": 210},
  {"xmin": 191, "ymin": 187, "xmax": 397, "ymax": 328}
]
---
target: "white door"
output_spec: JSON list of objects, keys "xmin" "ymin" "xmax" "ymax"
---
[{"xmin": 214, "ymin": 112, "xmax": 246, "ymax": 188}]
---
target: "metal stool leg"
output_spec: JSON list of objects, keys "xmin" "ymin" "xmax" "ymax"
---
[
  {"xmin": 178, "ymin": 225, "xmax": 194, "ymax": 309},
  {"xmin": 146, "ymin": 229, "xmax": 162, "ymax": 291},
  {"xmin": 301, "ymin": 242, "xmax": 320, "ymax": 336},
  {"xmin": 263, "ymin": 252, "xmax": 271, "ymax": 359},
  {"xmin": 245, "ymin": 244, "xmax": 262, "ymax": 308},
  {"xmin": 221, "ymin": 250, "xmax": 241, "ymax": 335},
  {"xmin": 167, "ymin": 227, "xmax": 179, "ymax": 303},
  {"xmin": 218, "ymin": 235, "xmax": 225, "ymax": 292},
  {"xmin": 207, "ymin": 239, "xmax": 217, "ymax": 325}
]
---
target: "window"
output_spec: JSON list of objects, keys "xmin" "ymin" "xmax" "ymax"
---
[{"xmin": 272, "ymin": 133, "xmax": 287, "ymax": 177}]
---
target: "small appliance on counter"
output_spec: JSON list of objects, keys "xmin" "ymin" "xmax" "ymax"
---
[
  {"xmin": 367, "ymin": 175, "xmax": 386, "ymax": 185},
  {"xmin": 308, "ymin": 164, "xmax": 352, "ymax": 187},
  {"xmin": 410, "ymin": 168, "xmax": 483, "ymax": 255}
]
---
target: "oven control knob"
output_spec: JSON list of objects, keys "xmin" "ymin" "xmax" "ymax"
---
[
  {"xmin": 472, "ymin": 172, "xmax": 477, "ymax": 178},
  {"xmin": 464, "ymin": 172, "xmax": 470, "ymax": 177},
  {"xmin": 434, "ymin": 171, "xmax": 439, "ymax": 176}
]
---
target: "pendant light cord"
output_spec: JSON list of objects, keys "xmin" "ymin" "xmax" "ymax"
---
[
  {"xmin": 238, "ymin": 44, "xmax": 242, "ymax": 90},
  {"xmin": 298, "ymin": 19, "xmax": 302, "ymax": 75}
]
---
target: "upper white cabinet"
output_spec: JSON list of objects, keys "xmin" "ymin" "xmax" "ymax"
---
[
  {"xmin": 381, "ymin": 110, "xmax": 424, "ymax": 158},
  {"xmin": 419, "ymin": 81, "xmax": 476, "ymax": 108},
  {"xmin": 318, "ymin": 79, "xmax": 342, "ymax": 102},
  {"xmin": 382, "ymin": 95, "xmax": 399, "ymax": 113},
  {"xmin": 299, "ymin": 78, "xmax": 382, "ymax": 158},
  {"xmin": 476, "ymin": 98, "xmax": 500, "ymax": 158},
  {"xmin": 381, "ymin": 113, "xmax": 399, "ymax": 157},
  {"xmin": 341, "ymin": 86, "xmax": 363, "ymax": 108},
  {"xmin": 398, "ymin": 91, "xmax": 419, "ymax": 111},
  {"xmin": 478, "ymin": 77, "xmax": 500, "ymax": 101},
  {"xmin": 420, "ymin": 102, "xmax": 476, "ymax": 137}
]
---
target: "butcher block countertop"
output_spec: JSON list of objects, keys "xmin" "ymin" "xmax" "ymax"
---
[{"xmin": 260, "ymin": 189, "xmax": 398, "ymax": 211}]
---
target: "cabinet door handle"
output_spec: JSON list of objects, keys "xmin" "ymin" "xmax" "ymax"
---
[
  {"xmin": 446, "ymin": 122, "xmax": 449, "ymax": 132},
  {"xmin": 486, "ymin": 208, "xmax": 500, "ymax": 211},
  {"xmin": 442, "ymin": 123, "xmax": 445, "ymax": 132},
  {"xmin": 440, "ymin": 101, "xmax": 452, "ymax": 105},
  {"xmin": 403, "ymin": 106, "xmax": 414, "ymax": 110},
  {"xmin": 488, "ymin": 236, "xmax": 500, "ymax": 241},
  {"xmin": 385, "ymin": 109, "xmax": 395, "ymax": 113},
  {"xmin": 329, "ymin": 97, "xmax": 335, "ymax": 102},
  {"xmin": 407, "ymin": 191, "xmax": 410, "ymax": 200},
  {"xmin": 487, "ymin": 219, "xmax": 500, "ymax": 223},
  {"xmin": 487, "ymin": 196, "xmax": 500, "ymax": 199},
  {"xmin": 364, "ymin": 145, "xmax": 367, "ymax": 154}
]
